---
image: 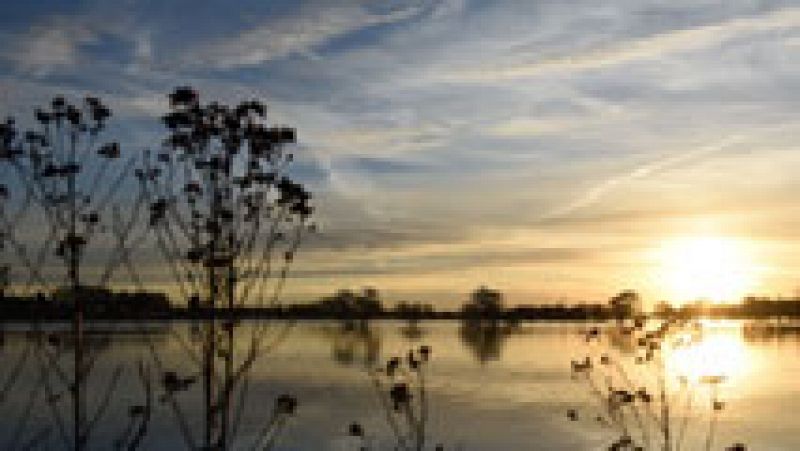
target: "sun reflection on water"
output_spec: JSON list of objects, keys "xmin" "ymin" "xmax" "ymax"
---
[{"xmin": 666, "ymin": 322, "xmax": 752, "ymax": 386}]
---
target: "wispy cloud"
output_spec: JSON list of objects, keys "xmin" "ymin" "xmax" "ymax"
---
[
  {"xmin": 433, "ymin": 7, "xmax": 800, "ymax": 83},
  {"xmin": 487, "ymin": 117, "xmax": 579, "ymax": 137},
  {"xmin": 543, "ymin": 135, "xmax": 747, "ymax": 220},
  {"xmin": 542, "ymin": 118, "xmax": 800, "ymax": 221},
  {"xmin": 181, "ymin": 2, "xmax": 426, "ymax": 69},
  {"xmin": 1, "ymin": 18, "xmax": 96, "ymax": 76},
  {"xmin": 317, "ymin": 123, "xmax": 454, "ymax": 156}
]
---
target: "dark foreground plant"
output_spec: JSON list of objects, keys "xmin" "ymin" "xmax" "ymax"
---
[
  {"xmin": 136, "ymin": 87, "xmax": 313, "ymax": 450},
  {"xmin": 567, "ymin": 318, "xmax": 747, "ymax": 451},
  {"xmin": 1, "ymin": 95, "xmax": 149, "ymax": 450},
  {"xmin": 349, "ymin": 345, "xmax": 446, "ymax": 451}
]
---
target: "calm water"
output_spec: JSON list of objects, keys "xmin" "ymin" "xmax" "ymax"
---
[{"xmin": 0, "ymin": 319, "xmax": 798, "ymax": 450}]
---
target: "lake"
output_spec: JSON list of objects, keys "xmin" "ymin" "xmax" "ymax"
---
[{"xmin": 0, "ymin": 319, "xmax": 797, "ymax": 450}]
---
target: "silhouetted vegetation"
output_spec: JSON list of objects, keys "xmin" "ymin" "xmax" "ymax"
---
[
  {"xmin": 135, "ymin": 86, "xmax": 313, "ymax": 451},
  {"xmin": 1, "ymin": 94, "xmax": 151, "ymax": 450},
  {"xmin": 248, "ymin": 285, "xmax": 617, "ymax": 321},
  {"xmin": 0, "ymin": 287, "xmax": 170, "ymax": 320},
  {"xmin": 1, "ymin": 88, "xmax": 795, "ymax": 450},
  {"xmin": 658, "ymin": 296, "xmax": 800, "ymax": 319},
  {"xmin": 610, "ymin": 290, "xmax": 642, "ymax": 320},
  {"xmin": 318, "ymin": 287, "xmax": 384, "ymax": 318},
  {"xmin": 462, "ymin": 285, "xmax": 503, "ymax": 318},
  {"xmin": 7, "ymin": 282, "xmax": 800, "ymax": 324},
  {"xmin": 0, "ymin": 87, "xmax": 317, "ymax": 450},
  {"xmin": 568, "ymin": 319, "xmax": 748, "ymax": 451},
  {"xmin": 349, "ymin": 345, "xmax": 444, "ymax": 451}
]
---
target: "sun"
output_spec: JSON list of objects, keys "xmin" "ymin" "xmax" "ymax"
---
[{"xmin": 653, "ymin": 235, "xmax": 758, "ymax": 305}]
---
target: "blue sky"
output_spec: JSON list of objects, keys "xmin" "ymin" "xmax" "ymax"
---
[{"xmin": 1, "ymin": 0, "xmax": 799, "ymax": 306}]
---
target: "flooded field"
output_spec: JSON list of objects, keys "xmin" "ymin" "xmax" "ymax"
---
[{"xmin": 0, "ymin": 319, "xmax": 798, "ymax": 450}]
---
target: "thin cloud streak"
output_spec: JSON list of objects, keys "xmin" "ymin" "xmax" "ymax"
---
[
  {"xmin": 543, "ymin": 120, "xmax": 798, "ymax": 221},
  {"xmin": 543, "ymin": 134, "xmax": 748, "ymax": 220},
  {"xmin": 432, "ymin": 7, "xmax": 800, "ymax": 83},
  {"xmin": 181, "ymin": 2, "xmax": 427, "ymax": 69}
]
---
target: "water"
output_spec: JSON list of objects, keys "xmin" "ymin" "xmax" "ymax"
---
[{"xmin": 0, "ymin": 319, "xmax": 797, "ymax": 450}]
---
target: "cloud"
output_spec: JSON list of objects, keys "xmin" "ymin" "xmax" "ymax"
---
[
  {"xmin": 316, "ymin": 123, "xmax": 453, "ymax": 157},
  {"xmin": 543, "ymin": 118, "xmax": 799, "ymax": 221},
  {"xmin": 123, "ymin": 92, "xmax": 169, "ymax": 117},
  {"xmin": 2, "ymin": 1, "xmax": 800, "ymax": 302},
  {"xmin": 432, "ymin": 7, "xmax": 800, "ymax": 83},
  {"xmin": 543, "ymin": 134, "xmax": 748, "ymax": 219},
  {"xmin": 288, "ymin": 246, "xmax": 596, "ymax": 279},
  {"xmin": 181, "ymin": 2, "xmax": 426, "ymax": 69},
  {"xmin": 1, "ymin": 18, "xmax": 97, "ymax": 76},
  {"xmin": 486, "ymin": 109, "xmax": 629, "ymax": 138},
  {"xmin": 487, "ymin": 117, "xmax": 577, "ymax": 138}
]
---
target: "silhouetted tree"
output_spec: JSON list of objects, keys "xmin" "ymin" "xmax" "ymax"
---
[
  {"xmin": 142, "ymin": 86, "xmax": 313, "ymax": 310},
  {"xmin": 653, "ymin": 300, "xmax": 675, "ymax": 318},
  {"xmin": 0, "ymin": 96, "xmax": 141, "ymax": 297},
  {"xmin": 610, "ymin": 290, "xmax": 641, "ymax": 320},
  {"xmin": 462, "ymin": 286, "xmax": 504, "ymax": 318},
  {"xmin": 320, "ymin": 287, "xmax": 384, "ymax": 318},
  {"xmin": 0, "ymin": 95, "xmax": 148, "ymax": 450},
  {"xmin": 138, "ymin": 87, "xmax": 313, "ymax": 450}
]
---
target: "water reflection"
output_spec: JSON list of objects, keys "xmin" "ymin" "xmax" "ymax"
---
[
  {"xmin": 667, "ymin": 326, "xmax": 751, "ymax": 384},
  {"xmin": 149, "ymin": 319, "xmax": 298, "ymax": 450},
  {"xmin": 0, "ymin": 320, "xmax": 799, "ymax": 449},
  {"xmin": 0, "ymin": 324, "xmax": 154, "ymax": 450},
  {"xmin": 458, "ymin": 319, "xmax": 517, "ymax": 364},
  {"xmin": 0, "ymin": 319, "xmax": 300, "ymax": 450},
  {"xmin": 742, "ymin": 319, "xmax": 800, "ymax": 342},
  {"xmin": 399, "ymin": 319, "xmax": 425, "ymax": 341},
  {"xmin": 327, "ymin": 320, "xmax": 381, "ymax": 368},
  {"xmin": 570, "ymin": 319, "xmax": 767, "ymax": 450}
]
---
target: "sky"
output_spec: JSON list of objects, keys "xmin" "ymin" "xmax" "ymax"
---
[{"xmin": 1, "ymin": 0, "xmax": 799, "ymax": 308}]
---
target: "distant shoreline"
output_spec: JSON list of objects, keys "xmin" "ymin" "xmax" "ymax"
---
[
  {"xmin": 2, "ymin": 309, "xmax": 800, "ymax": 323},
  {"xmin": 4, "ymin": 288, "xmax": 800, "ymax": 322}
]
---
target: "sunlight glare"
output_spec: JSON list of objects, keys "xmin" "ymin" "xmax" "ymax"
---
[
  {"xmin": 654, "ymin": 236, "xmax": 758, "ymax": 304},
  {"xmin": 667, "ymin": 327, "xmax": 750, "ymax": 384}
]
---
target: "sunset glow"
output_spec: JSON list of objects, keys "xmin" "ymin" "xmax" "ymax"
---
[
  {"xmin": 654, "ymin": 236, "xmax": 759, "ymax": 305},
  {"xmin": 1, "ymin": 1, "xmax": 799, "ymax": 449}
]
